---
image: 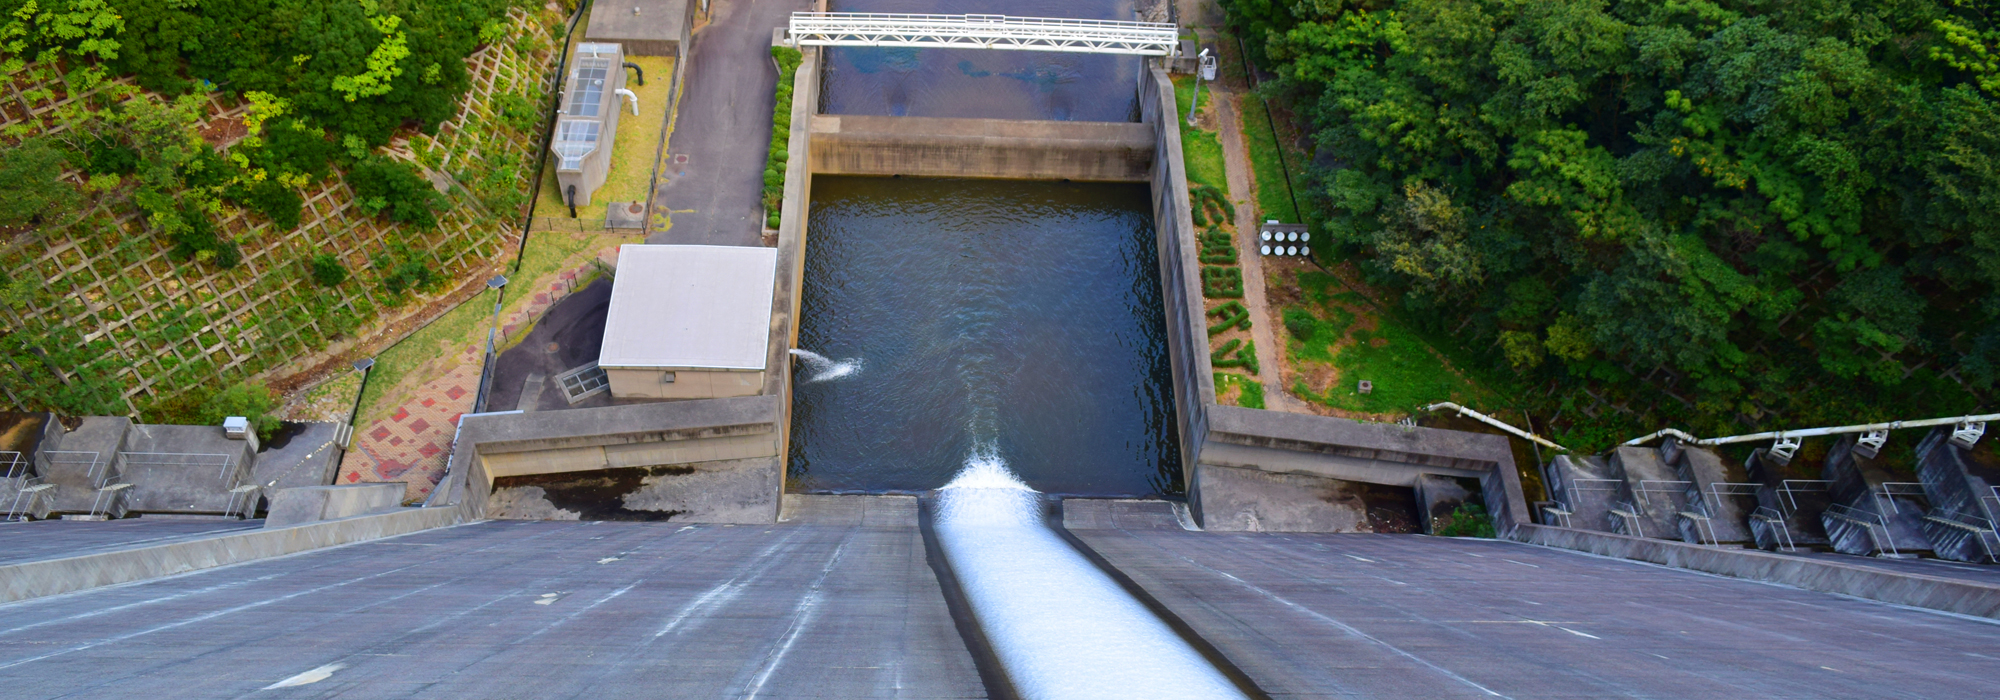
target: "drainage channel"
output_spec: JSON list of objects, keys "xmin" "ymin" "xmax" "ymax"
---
[{"xmin": 919, "ymin": 453, "xmax": 1264, "ymax": 699}]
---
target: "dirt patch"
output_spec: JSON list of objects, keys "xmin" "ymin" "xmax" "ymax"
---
[
  {"xmin": 493, "ymin": 464, "xmax": 691, "ymax": 521},
  {"xmin": 199, "ymin": 115, "xmax": 247, "ymax": 147}
]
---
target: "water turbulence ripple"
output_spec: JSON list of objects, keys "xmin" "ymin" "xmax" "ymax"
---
[{"xmin": 791, "ymin": 177, "xmax": 1180, "ymax": 495}]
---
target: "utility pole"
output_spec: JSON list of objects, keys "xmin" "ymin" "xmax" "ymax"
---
[{"xmin": 1186, "ymin": 47, "xmax": 1215, "ymax": 128}]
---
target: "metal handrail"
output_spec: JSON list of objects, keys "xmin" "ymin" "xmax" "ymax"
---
[
  {"xmin": 1874, "ymin": 482, "xmax": 1927, "ymax": 514},
  {"xmin": 1825, "ymin": 502, "xmax": 1899, "ymax": 557},
  {"xmin": 1541, "ymin": 503, "xmax": 1573, "ymax": 529},
  {"xmin": 1678, "ymin": 510, "xmax": 1718, "ymax": 546},
  {"xmin": 1635, "ymin": 479, "xmax": 1692, "ymax": 510},
  {"xmin": 1925, "ymin": 507, "xmax": 1999, "ymax": 560},
  {"xmin": 1705, "ymin": 482, "xmax": 1761, "ymax": 514},
  {"xmin": 787, "ymin": 12, "xmax": 1180, "ymax": 56},
  {"xmin": 1779, "ymin": 480, "xmax": 1833, "ymax": 515},
  {"xmin": 1610, "ymin": 500, "xmax": 1647, "ymax": 538},
  {"xmin": 5, "ymin": 476, "xmax": 46, "ymax": 521},
  {"xmin": 1750, "ymin": 506, "xmax": 1797, "ymax": 552},
  {"xmin": 116, "ymin": 452, "xmax": 235, "ymax": 482},
  {"xmin": 223, "ymin": 484, "xmax": 261, "ymax": 520},
  {"xmin": 90, "ymin": 477, "xmax": 130, "ymax": 519},
  {"xmin": 0, "ymin": 451, "xmax": 21, "ymax": 479}
]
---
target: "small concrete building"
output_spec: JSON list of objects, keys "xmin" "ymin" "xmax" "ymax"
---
[
  {"xmin": 553, "ymin": 42, "xmax": 628, "ymax": 208},
  {"xmin": 584, "ymin": 0, "xmax": 695, "ymax": 58},
  {"xmin": 599, "ymin": 245, "xmax": 777, "ymax": 399}
]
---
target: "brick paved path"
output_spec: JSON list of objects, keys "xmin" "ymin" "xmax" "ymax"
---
[{"xmin": 337, "ymin": 251, "xmax": 617, "ymax": 502}]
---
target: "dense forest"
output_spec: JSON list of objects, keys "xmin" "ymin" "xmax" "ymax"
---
[
  {"xmin": 0, "ymin": 0, "xmax": 526, "ymax": 417},
  {"xmin": 1225, "ymin": 0, "xmax": 1999, "ymax": 440}
]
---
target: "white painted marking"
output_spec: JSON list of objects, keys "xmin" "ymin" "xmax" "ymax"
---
[
  {"xmin": 1343, "ymin": 554, "xmax": 1375, "ymax": 563},
  {"xmin": 597, "ymin": 556, "xmax": 624, "ymax": 564},
  {"xmin": 1501, "ymin": 559, "xmax": 1541, "ymax": 568},
  {"xmin": 1557, "ymin": 627, "xmax": 1600, "ymax": 640},
  {"xmin": 1463, "ymin": 552, "xmax": 1486, "ymax": 557},
  {"xmin": 740, "ymin": 544, "xmax": 847, "ymax": 699},
  {"xmin": 534, "ymin": 592, "xmax": 565, "ymax": 605},
  {"xmin": 1821, "ymin": 666, "xmax": 1840, "ymax": 672},
  {"xmin": 676, "ymin": 526, "xmax": 696, "ymax": 533},
  {"xmin": 264, "ymin": 662, "xmax": 345, "ymax": 689}
]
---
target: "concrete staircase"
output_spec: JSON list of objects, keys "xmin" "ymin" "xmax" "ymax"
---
[
  {"xmin": 1818, "ymin": 436, "xmax": 1929, "ymax": 557},
  {"xmin": 1664, "ymin": 441, "xmax": 1752, "ymax": 544},
  {"xmin": 24, "ymin": 419, "xmax": 262, "ymax": 519},
  {"xmin": 1545, "ymin": 455, "xmax": 1621, "ymax": 532},
  {"xmin": 1607, "ymin": 446, "xmax": 1686, "ymax": 540},
  {"xmin": 1914, "ymin": 428, "xmax": 2000, "ymax": 563},
  {"xmin": 1745, "ymin": 448, "xmax": 1830, "ymax": 549},
  {"xmin": 39, "ymin": 417, "xmax": 132, "ymax": 517}
]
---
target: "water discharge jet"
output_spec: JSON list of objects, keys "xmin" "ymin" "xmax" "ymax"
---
[
  {"xmin": 932, "ymin": 447, "xmax": 1246, "ymax": 700},
  {"xmin": 789, "ymin": 348, "xmax": 861, "ymax": 383}
]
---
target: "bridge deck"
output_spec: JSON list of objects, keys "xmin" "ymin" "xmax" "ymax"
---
[{"xmin": 788, "ymin": 12, "xmax": 1179, "ymax": 56}]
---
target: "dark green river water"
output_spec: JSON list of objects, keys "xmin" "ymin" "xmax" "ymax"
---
[{"xmin": 789, "ymin": 177, "xmax": 1180, "ymax": 496}]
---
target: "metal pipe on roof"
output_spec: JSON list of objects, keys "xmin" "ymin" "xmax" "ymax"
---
[
  {"xmin": 1621, "ymin": 412, "xmax": 2000, "ymax": 447},
  {"xmin": 623, "ymin": 61, "xmax": 644, "ymax": 86}
]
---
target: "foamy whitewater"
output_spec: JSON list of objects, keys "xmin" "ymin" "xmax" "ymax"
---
[
  {"xmin": 933, "ymin": 448, "xmax": 1247, "ymax": 700},
  {"xmin": 788, "ymin": 348, "xmax": 861, "ymax": 383}
]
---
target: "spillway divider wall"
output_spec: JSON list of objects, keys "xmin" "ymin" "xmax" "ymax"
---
[
  {"xmin": 1142, "ymin": 64, "xmax": 1216, "ymax": 503},
  {"xmin": 773, "ymin": 44, "xmax": 823, "ymax": 496}
]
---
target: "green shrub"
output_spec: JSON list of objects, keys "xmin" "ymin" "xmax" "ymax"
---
[
  {"xmin": 83, "ymin": 137, "xmax": 141, "ymax": 176},
  {"xmin": 165, "ymin": 206, "xmax": 242, "ymax": 268},
  {"xmin": 762, "ymin": 45, "xmax": 804, "ymax": 229},
  {"xmin": 241, "ymin": 179, "xmax": 303, "ymax": 230},
  {"xmin": 1434, "ymin": 503, "xmax": 1496, "ymax": 538},
  {"xmin": 309, "ymin": 253, "xmax": 348, "ymax": 287},
  {"xmin": 0, "ymin": 137, "xmax": 82, "ymax": 227},
  {"xmin": 372, "ymin": 243, "xmax": 442, "ymax": 299},
  {"xmin": 497, "ymin": 93, "xmax": 538, "ymax": 133},
  {"xmin": 195, "ymin": 382, "xmax": 282, "ymax": 441},
  {"xmin": 348, "ymin": 157, "xmax": 443, "ymax": 229},
  {"xmin": 1283, "ymin": 308, "xmax": 1318, "ymax": 340}
]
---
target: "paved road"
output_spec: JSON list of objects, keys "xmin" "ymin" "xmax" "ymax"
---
[
  {"xmin": 0, "ymin": 515, "xmax": 983, "ymax": 698},
  {"xmin": 648, "ymin": 0, "xmax": 813, "ymax": 246},
  {"xmin": 1071, "ymin": 528, "xmax": 2000, "ymax": 698}
]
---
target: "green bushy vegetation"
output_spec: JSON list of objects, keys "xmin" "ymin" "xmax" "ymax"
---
[
  {"xmin": 1173, "ymin": 75, "xmax": 1230, "ymax": 192},
  {"xmin": 1215, "ymin": 372, "xmax": 1267, "ymax": 409},
  {"xmin": 1434, "ymin": 503, "xmax": 1496, "ymax": 538},
  {"xmin": 763, "ymin": 46, "xmax": 803, "ymax": 229},
  {"xmin": 1224, "ymin": 0, "xmax": 2000, "ymax": 442}
]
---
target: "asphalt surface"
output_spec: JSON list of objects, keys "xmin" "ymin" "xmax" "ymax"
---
[
  {"xmin": 0, "ymin": 519, "xmax": 983, "ymax": 699},
  {"xmin": 1767, "ymin": 548, "xmax": 2000, "ymax": 585},
  {"xmin": 648, "ymin": 0, "xmax": 813, "ymax": 246},
  {"xmin": 0, "ymin": 518, "xmax": 261, "ymax": 566},
  {"xmin": 249, "ymin": 422, "xmax": 343, "ymax": 492},
  {"xmin": 487, "ymin": 277, "xmax": 615, "ymax": 413},
  {"xmin": 1072, "ymin": 530, "xmax": 2000, "ymax": 699}
]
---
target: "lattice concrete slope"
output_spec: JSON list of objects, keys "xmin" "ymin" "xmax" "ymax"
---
[{"xmin": 0, "ymin": 7, "xmax": 567, "ymax": 411}]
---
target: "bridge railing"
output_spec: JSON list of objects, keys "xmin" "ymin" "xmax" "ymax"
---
[{"xmin": 788, "ymin": 12, "xmax": 1181, "ymax": 56}]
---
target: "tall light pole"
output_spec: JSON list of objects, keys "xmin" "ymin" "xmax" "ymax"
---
[
  {"xmin": 472, "ymin": 274, "xmax": 508, "ymax": 413},
  {"xmin": 1186, "ymin": 47, "xmax": 1215, "ymax": 128}
]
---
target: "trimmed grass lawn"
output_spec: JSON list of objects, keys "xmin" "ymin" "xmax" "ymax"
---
[
  {"xmin": 1173, "ymin": 75, "xmax": 1229, "ymax": 194},
  {"xmin": 1239, "ymin": 93, "xmax": 1299, "ymax": 223},
  {"xmin": 1214, "ymin": 372, "xmax": 1266, "ymax": 409},
  {"xmin": 532, "ymin": 56, "xmax": 675, "ymax": 224},
  {"xmin": 1284, "ymin": 270, "xmax": 1498, "ymax": 416}
]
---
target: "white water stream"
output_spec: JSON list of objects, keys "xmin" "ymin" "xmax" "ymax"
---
[
  {"xmin": 788, "ymin": 348, "xmax": 861, "ymax": 383},
  {"xmin": 932, "ymin": 447, "xmax": 1246, "ymax": 700}
]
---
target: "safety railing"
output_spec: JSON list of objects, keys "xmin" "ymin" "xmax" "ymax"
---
[
  {"xmin": 1750, "ymin": 506, "xmax": 1797, "ymax": 552},
  {"xmin": 1540, "ymin": 502, "xmax": 1573, "ymax": 529},
  {"xmin": 1924, "ymin": 507, "xmax": 1999, "ymax": 561},
  {"xmin": 1873, "ymin": 482, "xmax": 1928, "ymax": 515},
  {"xmin": 1609, "ymin": 500, "xmax": 1647, "ymax": 538},
  {"xmin": 1635, "ymin": 479, "xmax": 1693, "ymax": 511},
  {"xmin": 1677, "ymin": 510, "xmax": 1719, "ymax": 546},
  {"xmin": 90, "ymin": 477, "xmax": 130, "ymax": 519},
  {"xmin": 1704, "ymin": 482, "xmax": 1762, "ymax": 516},
  {"xmin": 0, "ymin": 451, "xmax": 21, "ymax": 481},
  {"xmin": 787, "ymin": 12, "xmax": 1181, "ymax": 56},
  {"xmin": 1824, "ymin": 502, "xmax": 1899, "ymax": 557},
  {"xmin": 115, "ymin": 452, "xmax": 236, "ymax": 482},
  {"xmin": 1778, "ymin": 480, "xmax": 1833, "ymax": 516},
  {"xmin": 5, "ymin": 476, "xmax": 47, "ymax": 521},
  {"xmin": 223, "ymin": 484, "xmax": 262, "ymax": 520}
]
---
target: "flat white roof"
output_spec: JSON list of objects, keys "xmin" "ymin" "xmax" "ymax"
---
[{"xmin": 599, "ymin": 245, "xmax": 777, "ymax": 370}]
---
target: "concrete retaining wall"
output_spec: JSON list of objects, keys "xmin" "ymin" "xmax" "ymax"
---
[
  {"xmin": 1142, "ymin": 65, "xmax": 1213, "ymax": 499},
  {"xmin": 0, "ymin": 506, "xmax": 465, "ymax": 603},
  {"xmin": 772, "ymin": 45, "xmax": 821, "ymax": 494},
  {"xmin": 1513, "ymin": 523, "xmax": 2000, "ymax": 620},
  {"xmin": 809, "ymin": 115, "xmax": 1154, "ymax": 181},
  {"xmin": 439, "ymin": 395, "xmax": 784, "ymax": 522},
  {"xmin": 265, "ymin": 483, "xmax": 405, "ymax": 528}
]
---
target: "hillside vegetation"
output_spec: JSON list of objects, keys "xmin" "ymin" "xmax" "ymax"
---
[{"xmin": 1226, "ymin": 0, "xmax": 1999, "ymax": 443}]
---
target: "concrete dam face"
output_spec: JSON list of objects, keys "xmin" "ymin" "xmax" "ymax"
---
[{"xmin": 789, "ymin": 177, "xmax": 1180, "ymax": 496}]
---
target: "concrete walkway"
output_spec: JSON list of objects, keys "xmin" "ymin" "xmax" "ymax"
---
[
  {"xmin": 648, "ymin": 0, "xmax": 814, "ymax": 246},
  {"xmin": 1205, "ymin": 40, "xmax": 1301, "ymax": 413}
]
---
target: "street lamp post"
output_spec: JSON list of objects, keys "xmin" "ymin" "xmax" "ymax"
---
[
  {"xmin": 472, "ymin": 275, "xmax": 509, "ymax": 413},
  {"xmin": 1186, "ymin": 47, "xmax": 1215, "ymax": 128}
]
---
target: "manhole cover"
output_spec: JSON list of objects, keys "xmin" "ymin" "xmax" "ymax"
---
[
  {"xmin": 545, "ymin": 342, "xmax": 560, "ymax": 353},
  {"xmin": 627, "ymin": 202, "xmax": 644, "ymax": 214}
]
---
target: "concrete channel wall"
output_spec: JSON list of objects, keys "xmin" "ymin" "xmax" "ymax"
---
[
  {"xmin": 809, "ymin": 115, "xmax": 1155, "ymax": 181},
  {"xmin": 0, "ymin": 506, "xmax": 465, "ymax": 603},
  {"xmin": 1141, "ymin": 66, "xmax": 1215, "ymax": 499},
  {"xmin": 1513, "ymin": 523, "xmax": 2000, "ymax": 620}
]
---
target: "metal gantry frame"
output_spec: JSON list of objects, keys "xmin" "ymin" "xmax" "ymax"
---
[{"xmin": 786, "ymin": 12, "xmax": 1181, "ymax": 56}]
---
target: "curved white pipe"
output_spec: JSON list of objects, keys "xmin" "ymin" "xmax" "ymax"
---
[
  {"xmin": 1422, "ymin": 402, "xmax": 1568, "ymax": 452},
  {"xmin": 613, "ymin": 88, "xmax": 639, "ymax": 115}
]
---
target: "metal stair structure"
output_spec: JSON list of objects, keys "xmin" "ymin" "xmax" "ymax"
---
[
  {"xmin": 786, "ymin": 12, "xmax": 1181, "ymax": 56},
  {"xmin": 1818, "ymin": 435, "xmax": 1929, "ymax": 557},
  {"xmin": 1914, "ymin": 427, "xmax": 2000, "ymax": 562}
]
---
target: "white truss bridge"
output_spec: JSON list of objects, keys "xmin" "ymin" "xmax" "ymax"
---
[{"xmin": 786, "ymin": 12, "xmax": 1181, "ymax": 56}]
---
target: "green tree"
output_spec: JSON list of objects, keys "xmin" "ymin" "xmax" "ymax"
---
[{"xmin": 0, "ymin": 137, "xmax": 80, "ymax": 227}]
